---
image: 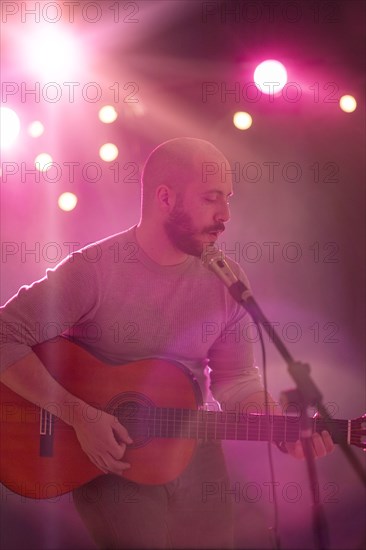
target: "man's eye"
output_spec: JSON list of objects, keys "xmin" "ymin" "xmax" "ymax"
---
[{"xmin": 204, "ymin": 197, "xmax": 216, "ymax": 203}]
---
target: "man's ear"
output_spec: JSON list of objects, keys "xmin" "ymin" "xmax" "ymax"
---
[{"xmin": 155, "ymin": 185, "xmax": 176, "ymax": 211}]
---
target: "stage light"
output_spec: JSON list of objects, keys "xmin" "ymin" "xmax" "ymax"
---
[
  {"xmin": 28, "ymin": 121, "xmax": 44, "ymax": 138},
  {"xmin": 339, "ymin": 95, "xmax": 357, "ymax": 113},
  {"xmin": 35, "ymin": 153, "xmax": 53, "ymax": 172},
  {"xmin": 58, "ymin": 192, "xmax": 78, "ymax": 212},
  {"xmin": 0, "ymin": 107, "xmax": 20, "ymax": 149},
  {"xmin": 99, "ymin": 106, "xmax": 118, "ymax": 123},
  {"xmin": 22, "ymin": 25, "xmax": 83, "ymax": 81},
  {"xmin": 253, "ymin": 60, "xmax": 287, "ymax": 94},
  {"xmin": 99, "ymin": 143, "xmax": 119, "ymax": 162},
  {"xmin": 233, "ymin": 111, "xmax": 253, "ymax": 130}
]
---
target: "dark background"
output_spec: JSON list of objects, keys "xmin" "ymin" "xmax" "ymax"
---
[{"xmin": 1, "ymin": 1, "xmax": 365, "ymax": 548}]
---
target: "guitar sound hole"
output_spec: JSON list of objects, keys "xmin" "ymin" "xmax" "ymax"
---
[{"xmin": 106, "ymin": 392, "xmax": 154, "ymax": 449}]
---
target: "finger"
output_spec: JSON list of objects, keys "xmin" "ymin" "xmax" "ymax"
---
[
  {"xmin": 103, "ymin": 454, "xmax": 131, "ymax": 475},
  {"xmin": 105, "ymin": 426, "xmax": 130, "ymax": 460},
  {"xmin": 286, "ymin": 440, "xmax": 305, "ymax": 460},
  {"xmin": 311, "ymin": 432, "xmax": 327, "ymax": 458},
  {"xmin": 87, "ymin": 453, "xmax": 109, "ymax": 474},
  {"xmin": 113, "ymin": 421, "xmax": 133, "ymax": 445},
  {"xmin": 86, "ymin": 446, "xmax": 131, "ymax": 475},
  {"xmin": 321, "ymin": 430, "xmax": 335, "ymax": 453},
  {"xmin": 294, "ymin": 439, "xmax": 306, "ymax": 459},
  {"xmin": 109, "ymin": 442, "xmax": 127, "ymax": 461}
]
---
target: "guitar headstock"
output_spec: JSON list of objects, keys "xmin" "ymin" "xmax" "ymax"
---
[{"xmin": 350, "ymin": 414, "xmax": 366, "ymax": 450}]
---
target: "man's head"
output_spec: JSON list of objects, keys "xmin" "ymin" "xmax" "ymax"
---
[{"xmin": 141, "ymin": 137, "xmax": 233, "ymax": 256}]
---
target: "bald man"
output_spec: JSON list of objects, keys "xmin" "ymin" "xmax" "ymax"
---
[{"xmin": 0, "ymin": 138, "xmax": 333, "ymax": 549}]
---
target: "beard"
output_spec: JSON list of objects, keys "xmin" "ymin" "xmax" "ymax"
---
[{"xmin": 164, "ymin": 200, "xmax": 224, "ymax": 257}]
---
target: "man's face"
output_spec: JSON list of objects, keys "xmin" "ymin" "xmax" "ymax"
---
[{"xmin": 164, "ymin": 163, "xmax": 233, "ymax": 257}]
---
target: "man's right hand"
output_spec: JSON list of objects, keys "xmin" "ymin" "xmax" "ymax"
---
[
  {"xmin": 72, "ymin": 408, "xmax": 133, "ymax": 475},
  {"xmin": 0, "ymin": 352, "xmax": 133, "ymax": 476}
]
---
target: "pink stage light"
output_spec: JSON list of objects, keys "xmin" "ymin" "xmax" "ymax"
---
[
  {"xmin": 34, "ymin": 153, "xmax": 53, "ymax": 172},
  {"xmin": 253, "ymin": 60, "xmax": 288, "ymax": 95},
  {"xmin": 21, "ymin": 25, "xmax": 84, "ymax": 81},
  {"xmin": 28, "ymin": 121, "xmax": 44, "ymax": 138},
  {"xmin": 0, "ymin": 107, "xmax": 20, "ymax": 149}
]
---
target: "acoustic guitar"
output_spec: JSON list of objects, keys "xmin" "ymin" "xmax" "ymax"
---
[{"xmin": 1, "ymin": 337, "xmax": 364, "ymax": 499}]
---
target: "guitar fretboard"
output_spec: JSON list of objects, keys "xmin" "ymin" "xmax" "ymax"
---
[{"xmin": 116, "ymin": 406, "xmax": 351, "ymax": 445}]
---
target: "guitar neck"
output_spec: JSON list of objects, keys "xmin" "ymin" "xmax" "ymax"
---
[{"xmin": 119, "ymin": 407, "xmax": 351, "ymax": 446}]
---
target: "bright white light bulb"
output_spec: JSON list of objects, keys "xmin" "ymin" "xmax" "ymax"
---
[
  {"xmin": 24, "ymin": 26, "xmax": 83, "ymax": 80},
  {"xmin": 254, "ymin": 60, "xmax": 288, "ymax": 94},
  {"xmin": 99, "ymin": 106, "xmax": 118, "ymax": 123},
  {"xmin": 99, "ymin": 143, "xmax": 119, "ymax": 162},
  {"xmin": 339, "ymin": 95, "xmax": 357, "ymax": 113},
  {"xmin": 233, "ymin": 112, "xmax": 253, "ymax": 130},
  {"xmin": 28, "ymin": 121, "xmax": 44, "ymax": 138},
  {"xmin": 35, "ymin": 153, "xmax": 53, "ymax": 172},
  {"xmin": 58, "ymin": 192, "xmax": 78, "ymax": 211}
]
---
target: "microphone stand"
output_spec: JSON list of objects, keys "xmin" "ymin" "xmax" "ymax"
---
[{"xmin": 226, "ymin": 279, "xmax": 366, "ymax": 550}]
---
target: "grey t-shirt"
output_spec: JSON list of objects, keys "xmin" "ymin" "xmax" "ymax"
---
[{"xmin": 0, "ymin": 226, "xmax": 263, "ymax": 408}]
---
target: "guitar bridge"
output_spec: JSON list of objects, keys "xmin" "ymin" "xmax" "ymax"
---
[{"xmin": 39, "ymin": 409, "xmax": 54, "ymax": 457}]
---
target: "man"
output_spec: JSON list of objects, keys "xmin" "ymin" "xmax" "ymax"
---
[{"xmin": 0, "ymin": 138, "xmax": 333, "ymax": 548}]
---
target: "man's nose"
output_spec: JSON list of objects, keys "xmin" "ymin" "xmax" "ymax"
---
[{"xmin": 215, "ymin": 201, "xmax": 230, "ymax": 223}]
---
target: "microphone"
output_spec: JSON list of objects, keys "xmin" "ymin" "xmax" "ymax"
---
[{"xmin": 201, "ymin": 247, "xmax": 252, "ymax": 304}]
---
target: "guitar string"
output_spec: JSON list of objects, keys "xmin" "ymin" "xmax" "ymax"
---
[
  {"xmin": 50, "ymin": 413, "xmax": 353, "ymax": 431},
  {"xmin": 51, "ymin": 422, "xmax": 359, "ymax": 444},
  {"xmin": 40, "ymin": 407, "xmax": 360, "ymax": 441}
]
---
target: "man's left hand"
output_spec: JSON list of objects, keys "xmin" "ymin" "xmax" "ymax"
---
[{"xmin": 285, "ymin": 430, "xmax": 335, "ymax": 459}]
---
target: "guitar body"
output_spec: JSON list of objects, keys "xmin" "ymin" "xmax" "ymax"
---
[{"xmin": 0, "ymin": 338, "xmax": 200, "ymax": 499}]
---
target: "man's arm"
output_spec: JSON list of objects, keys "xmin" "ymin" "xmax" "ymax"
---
[
  {"xmin": 1, "ymin": 251, "xmax": 133, "ymax": 475},
  {"xmin": 1, "ymin": 353, "xmax": 133, "ymax": 474},
  {"xmin": 208, "ymin": 261, "xmax": 334, "ymax": 460}
]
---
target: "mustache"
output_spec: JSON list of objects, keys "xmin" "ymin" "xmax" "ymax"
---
[{"xmin": 203, "ymin": 224, "xmax": 225, "ymax": 233}]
